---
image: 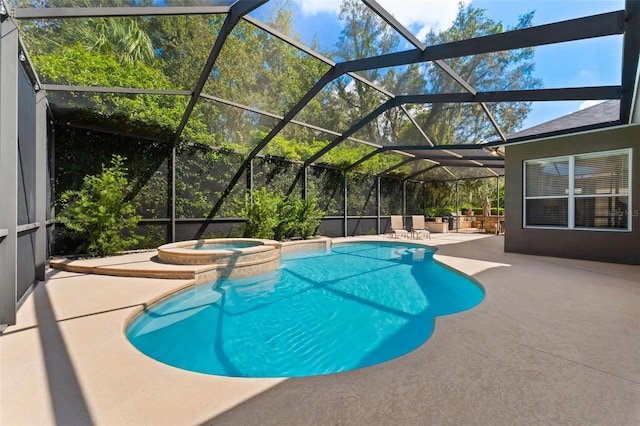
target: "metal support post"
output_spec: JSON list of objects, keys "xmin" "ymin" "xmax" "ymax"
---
[
  {"xmin": 402, "ymin": 180, "xmax": 407, "ymax": 222},
  {"xmin": 496, "ymin": 176, "xmax": 500, "ymax": 215},
  {"xmin": 455, "ymin": 181, "xmax": 459, "ymax": 215},
  {"xmin": 35, "ymin": 91, "xmax": 47, "ymax": 281},
  {"xmin": 0, "ymin": 19, "xmax": 19, "ymax": 326},
  {"xmin": 247, "ymin": 158, "xmax": 253, "ymax": 204},
  {"xmin": 343, "ymin": 171, "xmax": 348, "ymax": 237},
  {"xmin": 376, "ymin": 176, "xmax": 381, "ymax": 235},
  {"xmin": 302, "ymin": 166, "xmax": 308, "ymax": 200},
  {"xmin": 496, "ymin": 176, "xmax": 501, "ymax": 234},
  {"xmin": 170, "ymin": 145, "xmax": 176, "ymax": 242}
]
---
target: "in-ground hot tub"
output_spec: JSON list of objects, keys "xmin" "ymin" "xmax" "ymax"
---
[{"xmin": 157, "ymin": 238, "xmax": 281, "ymax": 278}]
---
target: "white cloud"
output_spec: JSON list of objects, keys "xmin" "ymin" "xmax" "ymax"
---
[
  {"xmin": 578, "ymin": 100, "xmax": 604, "ymax": 110},
  {"xmin": 293, "ymin": 0, "xmax": 343, "ymax": 16},
  {"xmin": 293, "ymin": 0, "xmax": 471, "ymax": 39},
  {"xmin": 378, "ymin": 0, "xmax": 472, "ymax": 41}
]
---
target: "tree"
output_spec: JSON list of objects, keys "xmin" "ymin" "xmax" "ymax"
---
[
  {"xmin": 328, "ymin": 0, "xmax": 403, "ymax": 143},
  {"xmin": 16, "ymin": 0, "xmax": 154, "ymax": 65},
  {"xmin": 409, "ymin": 5, "xmax": 542, "ymax": 144},
  {"xmin": 20, "ymin": 0, "xmax": 527, "ymax": 246},
  {"xmin": 80, "ymin": 17, "xmax": 155, "ymax": 65},
  {"xmin": 330, "ymin": 2, "xmax": 541, "ymax": 147}
]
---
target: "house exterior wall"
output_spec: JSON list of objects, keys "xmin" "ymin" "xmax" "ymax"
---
[{"xmin": 505, "ymin": 124, "xmax": 640, "ymax": 264}]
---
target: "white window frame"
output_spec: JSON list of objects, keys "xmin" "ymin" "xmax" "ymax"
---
[{"xmin": 523, "ymin": 148, "xmax": 632, "ymax": 232}]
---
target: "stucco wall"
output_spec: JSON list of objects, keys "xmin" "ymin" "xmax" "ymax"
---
[{"xmin": 504, "ymin": 124, "xmax": 640, "ymax": 264}]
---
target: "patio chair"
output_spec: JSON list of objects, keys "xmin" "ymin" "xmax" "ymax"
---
[
  {"xmin": 411, "ymin": 215, "xmax": 431, "ymax": 240},
  {"xmin": 389, "ymin": 215, "xmax": 409, "ymax": 239}
]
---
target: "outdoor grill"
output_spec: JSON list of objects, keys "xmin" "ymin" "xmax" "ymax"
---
[{"xmin": 448, "ymin": 212, "xmax": 460, "ymax": 232}]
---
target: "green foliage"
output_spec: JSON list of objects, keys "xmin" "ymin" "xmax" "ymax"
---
[
  {"xmin": 240, "ymin": 188, "xmax": 281, "ymax": 239},
  {"xmin": 57, "ymin": 155, "xmax": 143, "ymax": 257},
  {"xmin": 240, "ymin": 188, "xmax": 325, "ymax": 240},
  {"xmin": 419, "ymin": 177, "xmax": 506, "ymax": 215},
  {"xmin": 425, "ymin": 207, "xmax": 454, "ymax": 217},
  {"xmin": 33, "ymin": 44, "xmax": 170, "ymax": 89},
  {"xmin": 26, "ymin": 1, "xmax": 527, "ymax": 249},
  {"xmin": 174, "ymin": 145, "xmax": 246, "ymax": 218},
  {"xmin": 80, "ymin": 17, "xmax": 155, "ymax": 65},
  {"xmin": 263, "ymin": 134, "xmax": 326, "ymax": 161},
  {"xmin": 273, "ymin": 197, "xmax": 299, "ymax": 241},
  {"xmin": 408, "ymin": 6, "xmax": 541, "ymax": 144},
  {"xmin": 307, "ymin": 167, "xmax": 343, "ymax": 215},
  {"xmin": 32, "ymin": 45, "xmax": 186, "ymax": 140},
  {"xmin": 295, "ymin": 190, "xmax": 325, "ymax": 239},
  {"xmin": 491, "ymin": 179, "xmax": 506, "ymax": 211},
  {"xmin": 53, "ymin": 126, "xmax": 172, "ymax": 223}
]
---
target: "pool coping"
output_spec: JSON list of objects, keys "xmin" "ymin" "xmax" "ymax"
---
[
  {"xmin": 157, "ymin": 238, "xmax": 280, "ymax": 265},
  {"xmin": 49, "ymin": 237, "xmax": 333, "ymax": 283}
]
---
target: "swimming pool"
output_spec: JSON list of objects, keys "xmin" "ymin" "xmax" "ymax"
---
[{"xmin": 126, "ymin": 242, "xmax": 484, "ymax": 378}]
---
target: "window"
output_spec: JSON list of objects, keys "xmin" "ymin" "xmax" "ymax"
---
[{"xmin": 524, "ymin": 149, "xmax": 632, "ymax": 231}]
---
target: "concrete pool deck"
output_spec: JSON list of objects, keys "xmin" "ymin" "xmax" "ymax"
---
[{"xmin": 1, "ymin": 233, "xmax": 639, "ymax": 425}]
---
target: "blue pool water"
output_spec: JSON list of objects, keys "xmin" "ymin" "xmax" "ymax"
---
[
  {"xmin": 193, "ymin": 242, "xmax": 257, "ymax": 250},
  {"xmin": 126, "ymin": 242, "xmax": 484, "ymax": 378}
]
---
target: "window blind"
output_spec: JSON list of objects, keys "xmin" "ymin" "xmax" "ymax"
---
[{"xmin": 524, "ymin": 149, "xmax": 631, "ymax": 230}]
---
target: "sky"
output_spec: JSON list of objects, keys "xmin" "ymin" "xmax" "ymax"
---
[{"xmin": 251, "ymin": 0, "xmax": 625, "ymax": 132}]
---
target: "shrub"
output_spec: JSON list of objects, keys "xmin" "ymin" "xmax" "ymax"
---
[
  {"xmin": 295, "ymin": 190, "xmax": 325, "ymax": 239},
  {"xmin": 273, "ymin": 196, "xmax": 298, "ymax": 241},
  {"xmin": 57, "ymin": 155, "xmax": 142, "ymax": 257},
  {"xmin": 241, "ymin": 188, "xmax": 325, "ymax": 240},
  {"xmin": 425, "ymin": 207, "xmax": 453, "ymax": 217},
  {"xmin": 240, "ymin": 188, "xmax": 281, "ymax": 239}
]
